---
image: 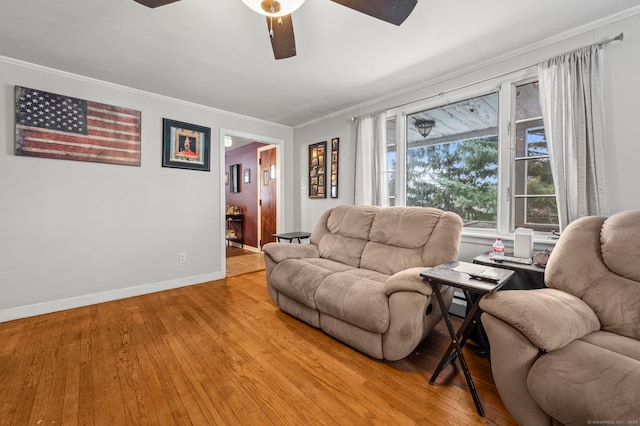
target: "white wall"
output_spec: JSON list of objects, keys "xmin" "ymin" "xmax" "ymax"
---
[
  {"xmin": 294, "ymin": 11, "xmax": 640, "ymax": 260},
  {"xmin": 0, "ymin": 58, "xmax": 293, "ymax": 321},
  {"xmin": 293, "ymin": 115, "xmax": 356, "ymax": 231}
]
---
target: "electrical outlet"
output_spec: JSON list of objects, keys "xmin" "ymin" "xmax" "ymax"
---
[{"xmin": 179, "ymin": 252, "xmax": 187, "ymax": 263}]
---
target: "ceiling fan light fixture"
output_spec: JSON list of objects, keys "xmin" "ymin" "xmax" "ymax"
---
[
  {"xmin": 414, "ymin": 118, "xmax": 436, "ymax": 138},
  {"xmin": 241, "ymin": 0, "xmax": 306, "ymax": 17}
]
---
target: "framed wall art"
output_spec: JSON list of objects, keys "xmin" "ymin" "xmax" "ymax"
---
[
  {"xmin": 330, "ymin": 138, "xmax": 339, "ymax": 198},
  {"xmin": 308, "ymin": 141, "xmax": 326, "ymax": 198},
  {"xmin": 244, "ymin": 168, "xmax": 251, "ymax": 184},
  {"xmin": 229, "ymin": 164, "xmax": 240, "ymax": 193},
  {"xmin": 162, "ymin": 118, "xmax": 211, "ymax": 171},
  {"xmin": 15, "ymin": 86, "xmax": 141, "ymax": 166}
]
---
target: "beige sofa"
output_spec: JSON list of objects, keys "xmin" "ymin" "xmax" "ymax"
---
[
  {"xmin": 263, "ymin": 205, "xmax": 463, "ymax": 361},
  {"xmin": 480, "ymin": 211, "xmax": 640, "ymax": 425}
]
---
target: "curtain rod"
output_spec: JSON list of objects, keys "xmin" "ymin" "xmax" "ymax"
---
[
  {"xmin": 599, "ymin": 32, "xmax": 624, "ymax": 46},
  {"xmin": 352, "ymin": 32, "xmax": 624, "ymax": 121}
]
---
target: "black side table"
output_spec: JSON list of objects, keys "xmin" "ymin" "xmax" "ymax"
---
[
  {"xmin": 473, "ymin": 253, "xmax": 545, "ymax": 290},
  {"xmin": 465, "ymin": 254, "xmax": 546, "ymax": 348},
  {"xmin": 272, "ymin": 232, "xmax": 311, "ymax": 243},
  {"xmin": 421, "ymin": 261, "xmax": 514, "ymax": 416}
]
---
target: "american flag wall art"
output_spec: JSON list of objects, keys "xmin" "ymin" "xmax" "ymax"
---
[{"xmin": 15, "ymin": 86, "xmax": 142, "ymax": 166}]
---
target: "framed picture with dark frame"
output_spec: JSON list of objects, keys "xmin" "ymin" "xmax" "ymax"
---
[
  {"xmin": 330, "ymin": 138, "xmax": 339, "ymax": 198},
  {"xmin": 309, "ymin": 141, "xmax": 326, "ymax": 198},
  {"xmin": 229, "ymin": 164, "xmax": 240, "ymax": 193},
  {"xmin": 162, "ymin": 118, "xmax": 211, "ymax": 171}
]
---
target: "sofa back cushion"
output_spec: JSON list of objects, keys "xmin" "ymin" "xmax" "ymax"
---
[
  {"xmin": 545, "ymin": 211, "xmax": 640, "ymax": 340},
  {"xmin": 361, "ymin": 207, "xmax": 460, "ymax": 275},
  {"xmin": 315, "ymin": 205, "xmax": 378, "ymax": 268},
  {"xmin": 313, "ymin": 205, "xmax": 462, "ymax": 274},
  {"xmin": 601, "ymin": 211, "xmax": 640, "ymax": 282}
]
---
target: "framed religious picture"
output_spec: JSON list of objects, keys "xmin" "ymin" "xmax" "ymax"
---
[
  {"xmin": 330, "ymin": 138, "xmax": 339, "ymax": 198},
  {"xmin": 308, "ymin": 141, "xmax": 326, "ymax": 198},
  {"xmin": 162, "ymin": 118, "xmax": 211, "ymax": 171}
]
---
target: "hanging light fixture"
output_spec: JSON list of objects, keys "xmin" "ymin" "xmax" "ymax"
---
[
  {"xmin": 240, "ymin": 0, "xmax": 306, "ymax": 17},
  {"xmin": 414, "ymin": 118, "xmax": 436, "ymax": 138}
]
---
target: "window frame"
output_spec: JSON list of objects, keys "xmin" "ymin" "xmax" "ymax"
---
[
  {"xmin": 386, "ymin": 69, "xmax": 558, "ymax": 238},
  {"xmin": 510, "ymin": 80, "xmax": 558, "ymax": 232}
]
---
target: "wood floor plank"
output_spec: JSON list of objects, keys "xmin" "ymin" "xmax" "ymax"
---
[
  {"xmin": 0, "ymin": 271, "xmax": 516, "ymax": 425},
  {"xmin": 27, "ymin": 311, "xmax": 69, "ymax": 425},
  {"xmin": 60, "ymin": 309, "xmax": 84, "ymax": 426}
]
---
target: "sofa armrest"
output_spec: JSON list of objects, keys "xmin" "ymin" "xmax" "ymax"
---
[
  {"xmin": 262, "ymin": 242, "xmax": 320, "ymax": 263},
  {"xmin": 384, "ymin": 267, "xmax": 435, "ymax": 297},
  {"xmin": 479, "ymin": 288, "xmax": 600, "ymax": 352}
]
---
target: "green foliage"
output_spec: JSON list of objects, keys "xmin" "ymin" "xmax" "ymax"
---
[{"xmin": 406, "ymin": 137, "xmax": 498, "ymax": 222}]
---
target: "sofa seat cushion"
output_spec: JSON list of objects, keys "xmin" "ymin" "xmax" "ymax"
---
[
  {"xmin": 527, "ymin": 339, "xmax": 640, "ymax": 426},
  {"xmin": 270, "ymin": 258, "xmax": 355, "ymax": 309},
  {"xmin": 315, "ymin": 269, "xmax": 390, "ymax": 334},
  {"xmin": 580, "ymin": 330, "xmax": 640, "ymax": 361}
]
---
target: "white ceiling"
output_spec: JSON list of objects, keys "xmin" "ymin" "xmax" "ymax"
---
[{"xmin": 1, "ymin": 0, "xmax": 639, "ymax": 127}]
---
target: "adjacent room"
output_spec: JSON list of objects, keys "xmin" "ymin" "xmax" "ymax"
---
[{"xmin": 1, "ymin": 0, "xmax": 639, "ymax": 424}]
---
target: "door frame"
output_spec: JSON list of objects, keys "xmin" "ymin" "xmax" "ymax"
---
[{"xmin": 219, "ymin": 128, "xmax": 284, "ymax": 277}]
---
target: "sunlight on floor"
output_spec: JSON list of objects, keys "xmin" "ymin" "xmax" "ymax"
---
[{"xmin": 226, "ymin": 246, "xmax": 265, "ymax": 277}]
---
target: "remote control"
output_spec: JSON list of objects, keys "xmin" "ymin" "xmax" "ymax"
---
[
  {"xmin": 503, "ymin": 256, "xmax": 532, "ymax": 264},
  {"xmin": 490, "ymin": 254, "xmax": 532, "ymax": 265}
]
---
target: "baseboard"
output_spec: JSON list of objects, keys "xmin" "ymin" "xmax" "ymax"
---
[
  {"xmin": 227, "ymin": 243, "xmax": 261, "ymax": 253},
  {"xmin": 0, "ymin": 271, "xmax": 224, "ymax": 323}
]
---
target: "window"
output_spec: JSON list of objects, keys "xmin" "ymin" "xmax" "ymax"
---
[
  {"xmin": 405, "ymin": 93, "xmax": 498, "ymax": 228},
  {"xmin": 387, "ymin": 76, "xmax": 559, "ymax": 234},
  {"xmin": 513, "ymin": 82, "xmax": 558, "ymax": 231},
  {"xmin": 386, "ymin": 116, "xmax": 397, "ymax": 206}
]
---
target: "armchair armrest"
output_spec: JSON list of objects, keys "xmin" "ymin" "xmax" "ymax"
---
[
  {"xmin": 262, "ymin": 242, "xmax": 320, "ymax": 263},
  {"xmin": 479, "ymin": 288, "xmax": 600, "ymax": 352},
  {"xmin": 384, "ymin": 267, "xmax": 436, "ymax": 297}
]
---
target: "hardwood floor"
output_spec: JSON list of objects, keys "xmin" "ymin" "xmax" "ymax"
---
[
  {"xmin": 0, "ymin": 271, "xmax": 516, "ymax": 425},
  {"xmin": 226, "ymin": 246, "xmax": 265, "ymax": 277}
]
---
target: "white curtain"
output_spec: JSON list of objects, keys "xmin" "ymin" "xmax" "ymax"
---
[
  {"xmin": 538, "ymin": 44, "xmax": 608, "ymax": 231},
  {"xmin": 355, "ymin": 111, "xmax": 388, "ymax": 206}
]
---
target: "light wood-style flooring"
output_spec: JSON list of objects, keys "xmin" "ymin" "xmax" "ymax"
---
[
  {"xmin": 226, "ymin": 246, "xmax": 266, "ymax": 277},
  {"xmin": 0, "ymin": 271, "xmax": 516, "ymax": 425}
]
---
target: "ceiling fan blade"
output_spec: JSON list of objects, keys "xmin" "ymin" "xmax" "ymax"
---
[
  {"xmin": 330, "ymin": 0, "xmax": 417, "ymax": 26},
  {"xmin": 266, "ymin": 15, "xmax": 297, "ymax": 60},
  {"xmin": 134, "ymin": 0, "xmax": 180, "ymax": 8}
]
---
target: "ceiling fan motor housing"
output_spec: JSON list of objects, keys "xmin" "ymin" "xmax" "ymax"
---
[{"xmin": 261, "ymin": 0, "xmax": 281, "ymax": 14}]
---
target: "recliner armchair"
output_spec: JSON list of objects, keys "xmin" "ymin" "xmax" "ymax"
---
[{"xmin": 479, "ymin": 211, "xmax": 640, "ymax": 425}]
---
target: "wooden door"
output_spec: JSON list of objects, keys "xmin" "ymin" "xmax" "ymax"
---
[{"xmin": 259, "ymin": 148, "xmax": 277, "ymax": 248}]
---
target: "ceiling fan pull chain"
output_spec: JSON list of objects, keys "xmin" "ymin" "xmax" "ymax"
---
[{"xmin": 269, "ymin": 15, "xmax": 274, "ymax": 38}]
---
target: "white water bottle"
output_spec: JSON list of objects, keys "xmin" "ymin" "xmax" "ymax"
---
[{"xmin": 493, "ymin": 237, "xmax": 505, "ymax": 261}]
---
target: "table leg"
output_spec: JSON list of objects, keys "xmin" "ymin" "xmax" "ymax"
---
[
  {"xmin": 429, "ymin": 282, "xmax": 485, "ymax": 416},
  {"xmin": 430, "ymin": 297, "xmax": 481, "ymax": 374},
  {"xmin": 462, "ymin": 289, "xmax": 490, "ymax": 357}
]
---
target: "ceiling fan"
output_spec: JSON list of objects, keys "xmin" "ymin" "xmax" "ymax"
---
[{"xmin": 134, "ymin": 0, "xmax": 418, "ymax": 60}]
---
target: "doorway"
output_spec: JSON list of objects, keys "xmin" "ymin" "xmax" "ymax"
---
[{"xmin": 220, "ymin": 129, "xmax": 283, "ymax": 277}]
